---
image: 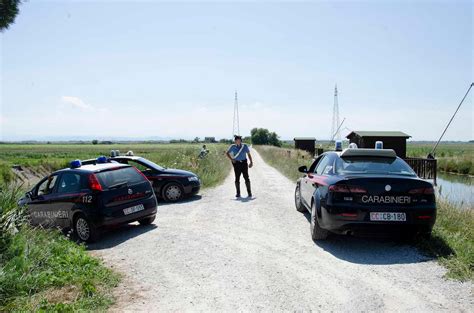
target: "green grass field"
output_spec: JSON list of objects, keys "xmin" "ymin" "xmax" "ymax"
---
[
  {"xmin": 256, "ymin": 144, "xmax": 473, "ymax": 282},
  {"xmin": 280, "ymin": 141, "xmax": 473, "ymax": 175},
  {"xmin": 406, "ymin": 142, "xmax": 473, "ymax": 175},
  {"xmin": 0, "ymin": 143, "xmax": 232, "ymax": 187}
]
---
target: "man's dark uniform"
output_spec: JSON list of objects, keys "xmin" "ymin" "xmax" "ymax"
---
[{"xmin": 227, "ymin": 142, "xmax": 252, "ymax": 197}]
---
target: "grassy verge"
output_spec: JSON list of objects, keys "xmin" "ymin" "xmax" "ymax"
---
[
  {"xmin": 416, "ymin": 201, "xmax": 473, "ymax": 281},
  {"xmin": 407, "ymin": 142, "xmax": 473, "ymax": 175},
  {"xmin": 256, "ymin": 145, "xmax": 473, "ymax": 282},
  {"xmin": 0, "ymin": 143, "xmax": 231, "ymax": 188},
  {"xmin": 255, "ymin": 145, "xmax": 312, "ymax": 182},
  {"xmin": 0, "ymin": 185, "xmax": 120, "ymax": 311}
]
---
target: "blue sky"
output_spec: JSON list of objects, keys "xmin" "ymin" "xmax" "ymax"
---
[{"xmin": 1, "ymin": 0, "xmax": 472, "ymax": 141}]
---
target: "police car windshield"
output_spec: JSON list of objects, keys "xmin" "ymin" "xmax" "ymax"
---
[
  {"xmin": 335, "ymin": 157, "xmax": 416, "ymax": 176},
  {"xmin": 140, "ymin": 158, "xmax": 166, "ymax": 170}
]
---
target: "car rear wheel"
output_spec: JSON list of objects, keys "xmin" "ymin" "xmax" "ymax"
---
[
  {"xmin": 310, "ymin": 201, "xmax": 328, "ymax": 241},
  {"xmin": 295, "ymin": 184, "xmax": 306, "ymax": 213},
  {"xmin": 74, "ymin": 214, "xmax": 99, "ymax": 243},
  {"xmin": 163, "ymin": 183, "xmax": 184, "ymax": 202},
  {"xmin": 138, "ymin": 215, "xmax": 156, "ymax": 226}
]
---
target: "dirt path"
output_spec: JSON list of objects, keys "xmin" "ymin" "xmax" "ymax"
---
[{"xmin": 90, "ymin": 150, "xmax": 473, "ymax": 312}]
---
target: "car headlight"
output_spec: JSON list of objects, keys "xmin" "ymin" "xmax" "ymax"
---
[{"xmin": 188, "ymin": 176, "xmax": 199, "ymax": 182}]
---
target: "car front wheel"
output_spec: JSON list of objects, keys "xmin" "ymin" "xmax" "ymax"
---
[
  {"xmin": 74, "ymin": 215, "xmax": 99, "ymax": 243},
  {"xmin": 162, "ymin": 183, "xmax": 184, "ymax": 202},
  {"xmin": 310, "ymin": 201, "xmax": 328, "ymax": 241}
]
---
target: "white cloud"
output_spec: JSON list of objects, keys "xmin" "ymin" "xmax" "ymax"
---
[{"xmin": 61, "ymin": 96, "xmax": 107, "ymax": 113}]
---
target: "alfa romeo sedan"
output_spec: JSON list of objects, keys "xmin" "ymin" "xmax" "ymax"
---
[
  {"xmin": 294, "ymin": 148, "xmax": 436, "ymax": 240},
  {"xmin": 111, "ymin": 155, "xmax": 201, "ymax": 202},
  {"xmin": 19, "ymin": 158, "xmax": 158, "ymax": 242}
]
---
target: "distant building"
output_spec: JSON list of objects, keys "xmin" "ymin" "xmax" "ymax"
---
[
  {"xmin": 294, "ymin": 137, "xmax": 316, "ymax": 155},
  {"xmin": 204, "ymin": 137, "xmax": 217, "ymax": 143},
  {"xmin": 346, "ymin": 131, "xmax": 411, "ymax": 158}
]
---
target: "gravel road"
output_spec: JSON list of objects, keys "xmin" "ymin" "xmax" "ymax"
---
[{"xmin": 90, "ymin": 150, "xmax": 473, "ymax": 312}]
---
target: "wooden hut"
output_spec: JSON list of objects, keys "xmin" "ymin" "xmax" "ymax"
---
[
  {"xmin": 345, "ymin": 130, "xmax": 436, "ymax": 182},
  {"xmin": 294, "ymin": 137, "xmax": 316, "ymax": 155},
  {"xmin": 346, "ymin": 131, "xmax": 411, "ymax": 158}
]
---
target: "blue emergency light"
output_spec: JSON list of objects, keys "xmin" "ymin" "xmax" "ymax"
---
[
  {"xmin": 70, "ymin": 159, "xmax": 82, "ymax": 168},
  {"xmin": 96, "ymin": 156, "xmax": 108, "ymax": 164},
  {"xmin": 335, "ymin": 140, "xmax": 343, "ymax": 151},
  {"xmin": 375, "ymin": 141, "xmax": 383, "ymax": 149}
]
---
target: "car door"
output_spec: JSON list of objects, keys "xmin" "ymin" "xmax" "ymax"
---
[
  {"xmin": 301, "ymin": 155, "xmax": 324, "ymax": 206},
  {"xmin": 126, "ymin": 159, "xmax": 163, "ymax": 192},
  {"xmin": 52, "ymin": 172, "xmax": 84, "ymax": 229},
  {"xmin": 28, "ymin": 174, "xmax": 59, "ymax": 227},
  {"xmin": 305, "ymin": 155, "xmax": 332, "ymax": 204}
]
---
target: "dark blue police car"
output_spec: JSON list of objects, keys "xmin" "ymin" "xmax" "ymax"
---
[
  {"xmin": 19, "ymin": 157, "xmax": 158, "ymax": 242},
  {"xmin": 295, "ymin": 147, "xmax": 436, "ymax": 240},
  {"xmin": 110, "ymin": 154, "xmax": 201, "ymax": 202}
]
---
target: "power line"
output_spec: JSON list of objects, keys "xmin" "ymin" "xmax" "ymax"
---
[
  {"xmin": 430, "ymin": 82, "xmax": 473, "ymax": 156},
  {"xmin": 330, "ymin": 84, "xmax": 341, "ymax": 141},
  {"xmin": 232, "ymin": 90, "xmax": 240, "ymax": 137}
]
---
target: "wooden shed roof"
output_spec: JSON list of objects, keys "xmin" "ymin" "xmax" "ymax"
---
[
  {"xmin": 294, "ymin": 137, "xmax": 316, "ymax": 141},
  {"xmin": 346, "ymin": 131, "xmax": 411, "ymax": 138}
]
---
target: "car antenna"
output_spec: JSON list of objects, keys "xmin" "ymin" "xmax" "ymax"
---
[{"xmin": 429, "ymin": 82, "xmax": 473, "ymax": 158}]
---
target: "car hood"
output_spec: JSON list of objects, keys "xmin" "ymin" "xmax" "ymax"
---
[{"xmin": 162, "ymin": 168, "xmax": 197, "ymax": 177}]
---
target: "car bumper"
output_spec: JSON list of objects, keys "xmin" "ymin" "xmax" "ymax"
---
[
  {"xmin": 92, "ymin": 196, "xmax": 158, "ymax": 227},
  {"xmin": 320, "ymin": 203, "xmax": 436, "ymax": 235},
  {"xmin": 183, "ymin": 181, "xmax": 201, "ymax": 196}
]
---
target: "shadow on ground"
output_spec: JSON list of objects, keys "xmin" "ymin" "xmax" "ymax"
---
[
  {"xmin": 158, "ymin": 195, "xmax": 202, "ymax": 206},
  {"xmin": 232, "ymin": 196, "xmax": 256, "ymax": 203},
  {"xmin": 87, "ymin": 223, "xmax": 157, "ymax": 250},
  {"xmin": 301, "ymin": 212, "xmax": 435, "ymax": 265}
]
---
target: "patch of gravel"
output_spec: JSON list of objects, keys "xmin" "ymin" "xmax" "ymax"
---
[{"xmin": 90, "ymin": 150, "xmax": 473, "ymax": 312}]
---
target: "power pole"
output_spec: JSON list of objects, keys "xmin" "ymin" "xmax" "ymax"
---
[
  {"xmin": 330, "ymin": 84, "xmax": 341, "ymax": 142},
  {"xmin": 232, "ymin": 90, "xmax": 240, "ymax": 137}
]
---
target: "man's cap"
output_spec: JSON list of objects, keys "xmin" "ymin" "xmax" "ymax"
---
[{"xmin": 234, "ymin": 135, "xmax": 242, "ymax": 140}]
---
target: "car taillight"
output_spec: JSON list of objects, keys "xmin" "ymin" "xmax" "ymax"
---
[
  {"xmin": 408, "ymin": 187, "xmax": 434, "ymax": 195},
  {"xmin": 133, "ymin": 167, "xmax": 149, "ymax": 181},
  {"xmin": 88, "ymin": 174, "xmax": 103, "ymax": 191},
  {"xmin": 329, "ymin": 185, "xmax": 367, "ymax": 194}
]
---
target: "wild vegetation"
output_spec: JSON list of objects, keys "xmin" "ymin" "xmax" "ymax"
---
[
  {"xmin": 0, "ymin": 0, "xmax": 22, "ymax": 31},
  {"xmin": 278, "ymin": 141, "xmax": 473, "ymax": 175},
  {"xmin": 255, "ymin": 145, "xmax": 312, "ymax": 181},
  {"xmin": 0, "ymin": 143, "xmax": 232, "ymax": 310},
  {"xmin": 256, "ymin": 145, "xmax": 473, "ymax": 281},
  {"xmin": 406, "ymin": 142, "xmax": 473, "ymax": 175},
  {"xmin": 0, "ymin": 185, "xmax": 120, "ymax": 311},
  {"xmin": 250, "ymin": 128, "xmax": 282, "ymax": 147},
  {"xmin": 0, "ymin": 143, "xmax": 232, "ymax": 187}
]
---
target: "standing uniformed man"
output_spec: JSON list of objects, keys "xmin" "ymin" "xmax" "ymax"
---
[{"xmin": 226, "ymin": 135, "xmax": 253, "ymax": 198}]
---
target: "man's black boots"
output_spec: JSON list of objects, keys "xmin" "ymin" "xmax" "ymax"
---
[
  {"xmin": 235, "ymin": 182, "xmax": 241, "ymax": 197},
  {"xmin": 245, "ymin": 181, "xmax": 252, "ymax": 197}
]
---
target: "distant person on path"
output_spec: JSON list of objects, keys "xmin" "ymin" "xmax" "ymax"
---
[{"xmin": 226, "ymin": 135, "xmax": 253, "ymax": 198}]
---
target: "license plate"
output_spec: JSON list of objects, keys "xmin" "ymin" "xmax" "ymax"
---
[
  {"xmin": 370, "ymin": 212, "xmax": 406, "ymax": 221},
  {"xmin": 123, "ymin": 204, "xmax": 145, "ymax": 215}
]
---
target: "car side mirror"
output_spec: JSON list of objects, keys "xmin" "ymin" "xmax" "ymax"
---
[{"xmin": 298, "ymin": 165, "xmax": 308, "ymax": 173}]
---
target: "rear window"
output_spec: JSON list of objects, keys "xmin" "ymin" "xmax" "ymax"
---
[
  {"xmin": 96, "ymin": 167, "xmax": 146, "ymax": 188},
  {"xmin": 335, "ymin": 157, "xmax": 416, "ymax": 176}
]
